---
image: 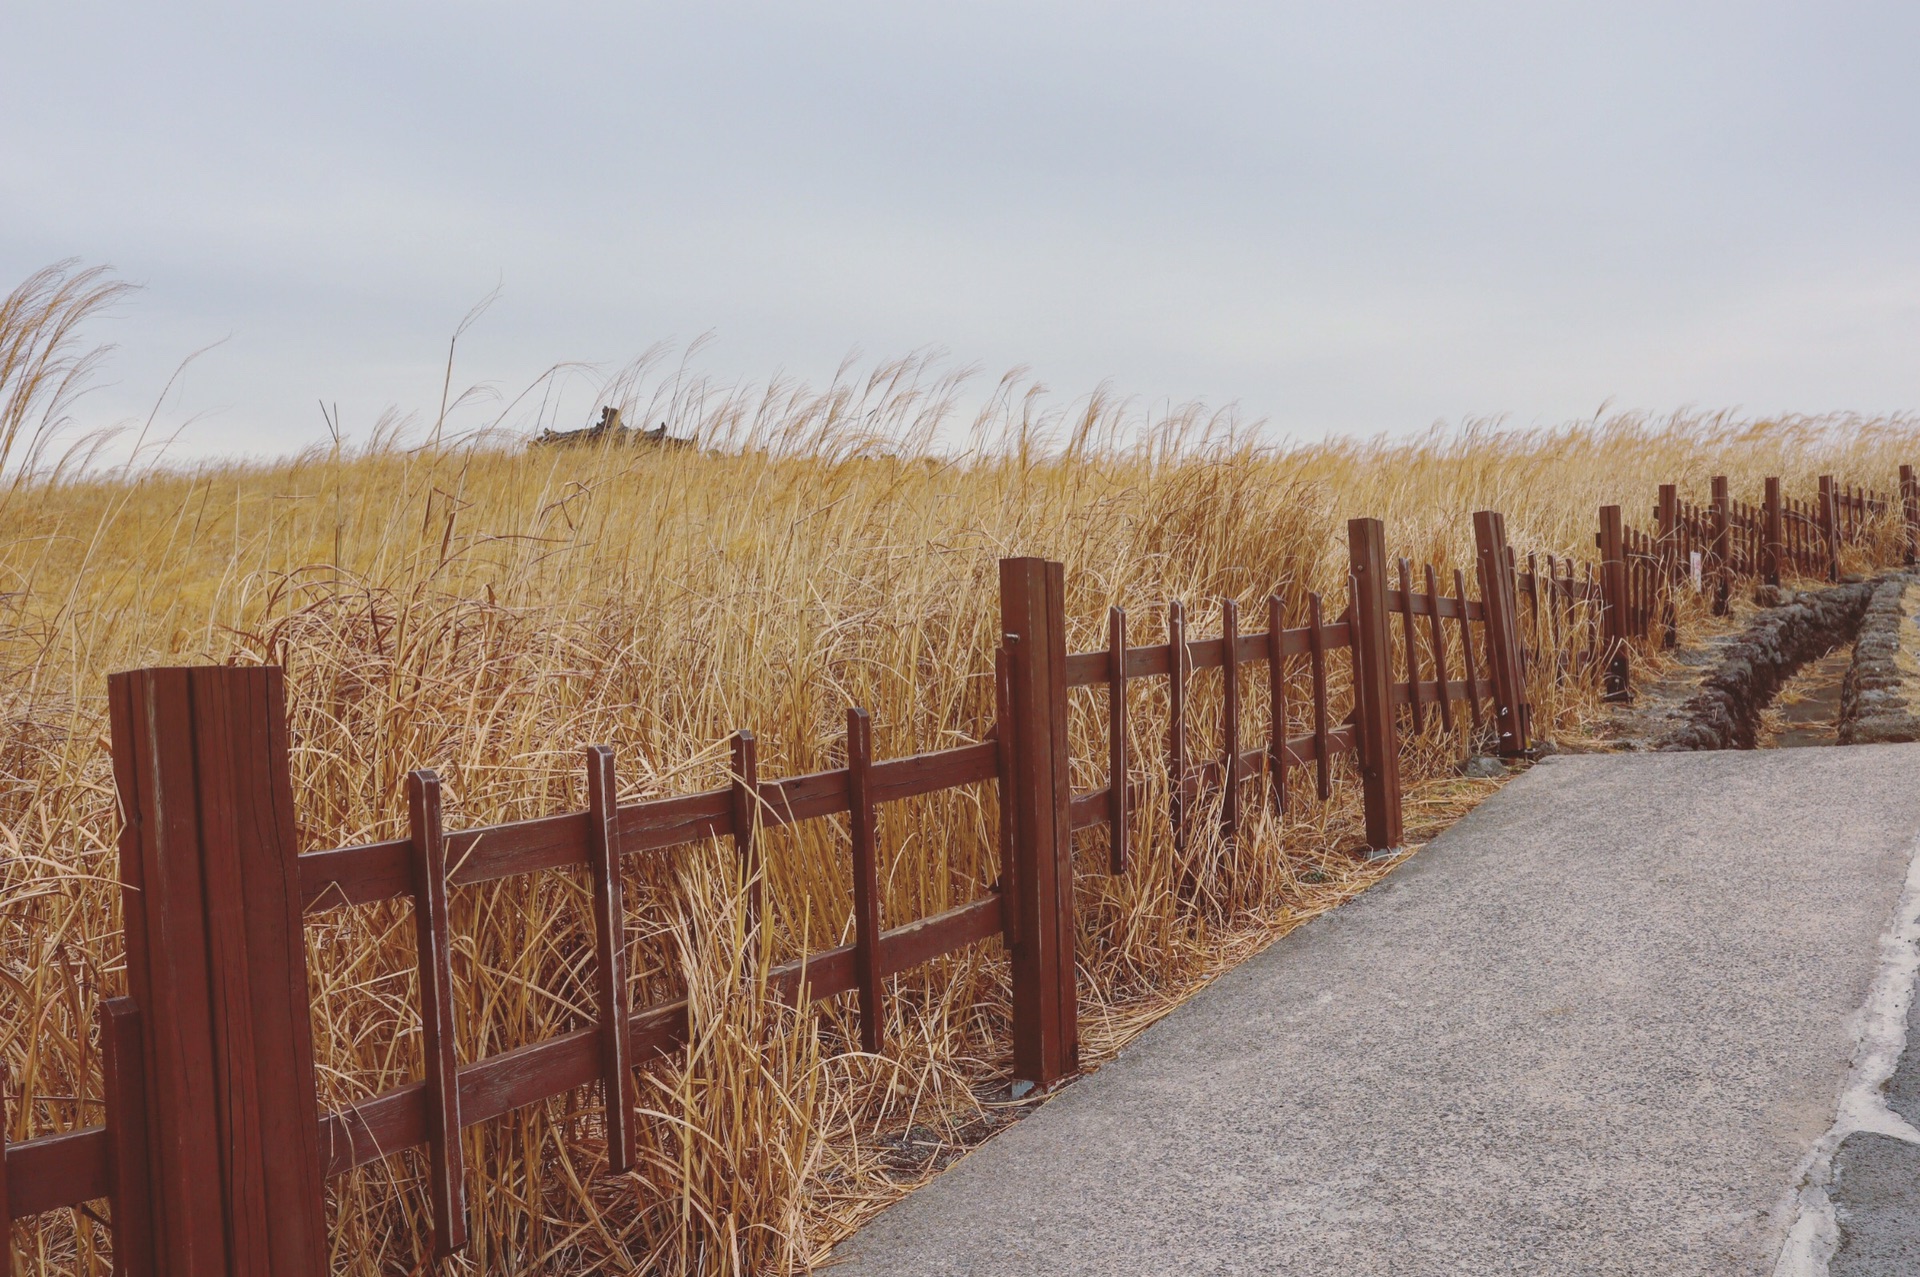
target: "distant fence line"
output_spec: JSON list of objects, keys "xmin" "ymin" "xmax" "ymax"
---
[{"xmin": 2, "ymin": 468, "xmax": 1913, "ymax": 1274}]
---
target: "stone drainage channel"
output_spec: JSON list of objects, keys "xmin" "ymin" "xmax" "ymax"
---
[
  {"xmin": 1615, "ymin": 573, "xmax": 1920, "ymax": 1274},
  {"xmin": 1611, "ymin": 572, "xmax": 1920, "ymax": 754}
]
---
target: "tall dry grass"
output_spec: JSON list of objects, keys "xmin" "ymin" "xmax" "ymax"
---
[{"xmin": 3, "ymin": 262, "xmax": 1918, "ymax": 1273}]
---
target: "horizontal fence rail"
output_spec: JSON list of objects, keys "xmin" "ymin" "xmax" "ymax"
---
[{"xmin": 5, "ymin": 474, "xmax": 1915, "ymax": 1275}]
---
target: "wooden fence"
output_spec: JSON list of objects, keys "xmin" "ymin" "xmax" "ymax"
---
[{"xmin": 1, "ymin": 477, "xmax": 1911, "ymax": 1274}]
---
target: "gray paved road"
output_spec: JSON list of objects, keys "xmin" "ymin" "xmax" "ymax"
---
[{"xmin": 832, "ymin": 745, "xmax": 1920, "ymax": 1277}]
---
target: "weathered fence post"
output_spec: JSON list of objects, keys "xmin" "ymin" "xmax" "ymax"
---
[
  {"xmin": 1709, "ymin": 475, "xmax": 1731, "ymax": 615},
  {"xmin": 1472, "ymin": 512, "xmax": 1531, "ymax": 758},
  {"xmin": 997, "ymin": 558, "xmax": 1077, "ymax": 1089},
  {"xmin": 1764, "ymin": 477, "xmax": 1784, "ymax": 586},
  {"xmin": 1345, "ymin": 520, "xmax": 1403, "ymax": 851},
  {"xmin": 1819, "ymin": 475, "xmax": 1840, "ymax": 581},
  {"xmin": 106, "ymin": 667, "xmax": 328, "ymax": 1277},
  {"xmin": 1902, "ymin": 464, "xmax": 1917, "ymax": 567},
  {"xmin": 1597, "ymin": 506, "xmax": 1631, "ymax": 702}
]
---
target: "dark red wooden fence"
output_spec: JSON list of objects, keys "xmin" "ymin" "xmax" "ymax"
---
[{"xmin": 2, "ymin": 476, "xmax": 1910, "ymax": 1272}]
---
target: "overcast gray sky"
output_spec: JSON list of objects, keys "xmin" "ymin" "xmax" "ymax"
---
[{"xmin": 5, "ymin": 2, "xmax": 1917, "ymax": 460}]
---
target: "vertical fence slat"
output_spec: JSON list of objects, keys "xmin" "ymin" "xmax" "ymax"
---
[
  {"xmin": 1526, "ymin": 551, "xmax": 1542, "ymax": 668},
  {"xmin": 1453, "ymin": 568, "xmax": 1484, "ymax": 731},
  {"xmin": 1347, "ymin": 577, "xmax": 1363, "ymax": 732},
  {"xmin": 846, "ymin": 707, "xmax": 885, "ymax": 1056},
  {"xmin": 1597, "ymin": 505, "xmax": 1629, "ymax": 702},
  {"xmin": 1398, "ymin": 558, "xmax": 1424, "ymax": 734},
  {"xmin": 1644, "ymin": 530, "xmax": 1656, "ymax": 631},
  {"xmin": 1519, "ymin": 552, "xmax": 1534, "ymax": 667},
  {"xmin": 1559, "ymin": 556, "xmax": 1574, "ymax": 672},
  {"xmin": 1623, "ymin": 530, "xmax": 1638, "ymax": 635},
  {"xmin": 1710, "ymin": 475, "xmax": 1730, "ymax": 615},
  {"xmin": 1424, "ymin": 564, "xmax": 1455, "ymax": 731},
  {"xmin": 993, "ymin": 644, "xmax": 1021, "ymax": 943},
  {"xmin": 1581, "ymin": 561, "xmax": 1598, "ymax": 676},
  {"xmin": 730, "ymin": 730, "xmax": 761, "ymax": 933},
  {"xmin": 1267, "ymin": 594, "xmax": 1288, "ymax": 817},
  {"xmin": 584, "ymin": 745, "xmax": 633, "ymax": 1176},
  {"xmin": 1166, "ymin": 600, "xmax": 1188, "ymax": 855},
  {"xmin": 1107, "ymin": 606, "xmax": 1128, "ymax": 875},
  {"xmin": 1764, "ymin": 477, "xmax": 1783, "ymax": 586},
  {"xmin": 1629, "ymin": 531, "xmax": 1645, "ymax": 636},
  {"xmin": 1657, "ymin": 483, "xmax": 1679, "ymax": 582},
  {"xmin": 1645, "ymin": 530, "xmax": 1658, "ymax": 633},
  {"xmin": 1220, "ymin": 597, "xmax": 1241, "ymax": 840},
  {"xmin": 1820, "ymin": 475, "xmax": 1840, "ymax": 581},
  {"xmin": 1308, "ymin": 592, "xmax": 1331, "ymax": 801},
  {"xmin": 408, "ymin": 769, "xmax": 467, "ymax": 1259},
  {"xmin": 1681, "ymin": 502, "xmax": 1694, "ymax": 580},
  {"xmin": 101, "ymin": 997, "xmax": 155, "ymax": 1277},
  {"xmin": 0, "ymin": 1065, "xmax": 10, "ymax": 1277},
  {"xmin": 1903, "ymin": 464, "xmax": 1917, "ymax": 566},
  {"xmin": 1545, "ymin": 554, "xmax": 1564, "ymax": 678}
]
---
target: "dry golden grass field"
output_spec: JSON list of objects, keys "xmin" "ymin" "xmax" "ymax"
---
[{"xmin": 4, "ymin": 264, "xmax": 1917, "ymax": 1273}]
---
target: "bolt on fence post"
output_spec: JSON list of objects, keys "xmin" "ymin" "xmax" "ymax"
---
[
  {"xmin": 107, "ymin": 666, "xmax": 329, "ymax": 1277},
  {"xmin": 997, "ymin": 558, "xmax": 1078, "ymax": 1089},
  {"xmin": 1598, "ymin": 506, "xmax": 1632, "ymax": 703},
  {"xmin": 1345, "ymin": 519, "xmax": 1404, "ymax": 852},
  {"xmin": 1764, "ymin": 477, "xmax": 1784, "ymax": 586},
  {"xmin": 1473, "ymin": 511, "xmax": 1531, "ymax": 758}
]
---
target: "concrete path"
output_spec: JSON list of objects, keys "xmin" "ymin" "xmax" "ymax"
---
[{"xmin": 833, "ymin": 745, "xmax": 1920, "ymax": 1277}]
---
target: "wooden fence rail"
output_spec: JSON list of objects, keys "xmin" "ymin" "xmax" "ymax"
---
[{"xmin": 3, "ymin": 476, "xmax": 1913, "ymax": 1273}]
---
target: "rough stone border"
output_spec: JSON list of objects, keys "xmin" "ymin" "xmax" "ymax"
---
[
  {"xmin": 1657, "ymin": 581, "xmax": 1874, "ymax": 751},
  {"xmin": 1839, "ymin": 573, "xmax": 1920, "ymax": 745}
]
